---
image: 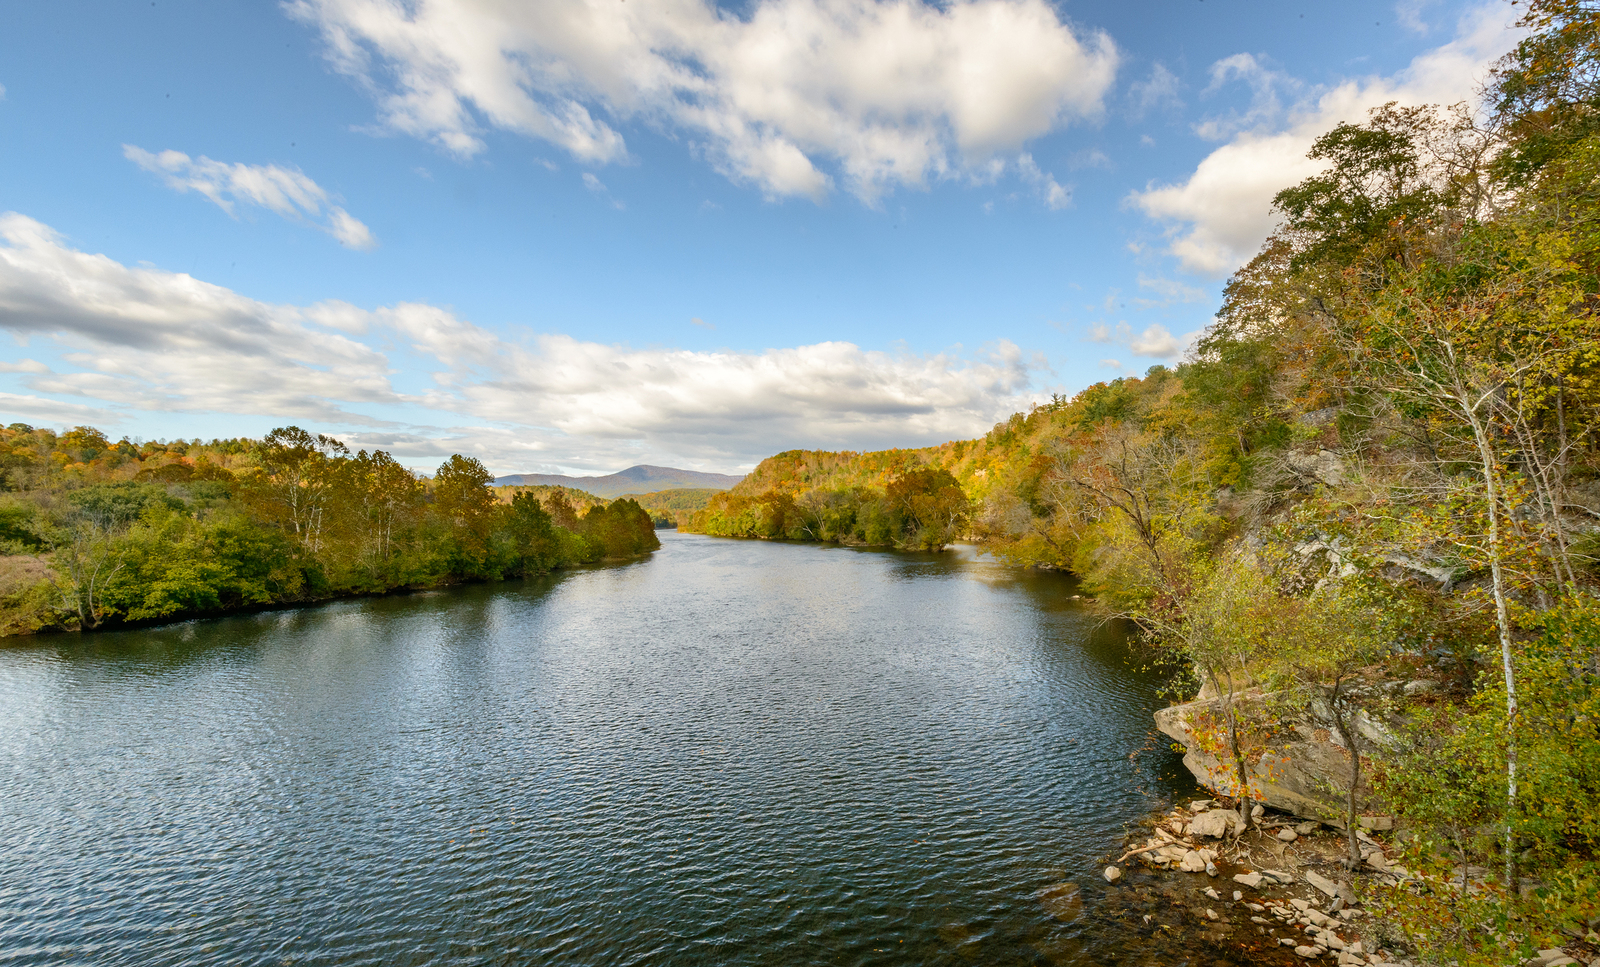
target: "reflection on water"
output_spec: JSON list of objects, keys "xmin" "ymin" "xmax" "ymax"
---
[{"xmin": 0, "ymin": 533, "xmax": 1195, "ymax": 966}]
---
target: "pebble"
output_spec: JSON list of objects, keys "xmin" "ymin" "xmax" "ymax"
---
[
  {"xmin": 1277, "ymin": 828, "xmax": 1299, "ymax": 842},
  {"xmin": 1232, "ymin": 890, "xmax": 1243, "ymax": 901},
  {"xmin": 1103, "ymin": 865, "xmax": 1122, "ymax": 884}
]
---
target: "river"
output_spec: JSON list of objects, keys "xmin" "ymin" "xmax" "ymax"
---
[{"xmin": 0, "ymin": 532, "xmax": 1202, "ymax": 966}]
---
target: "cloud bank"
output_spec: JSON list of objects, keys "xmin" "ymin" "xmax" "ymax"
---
[
  {"xmin": 0, "ymin": 212, "xmax": 1041, "ymax": 472},
  {"xmin": 1130, "ymin": 3, "xmax": 1516, "ymax": 277},
  {"xmin": 285, "ymin": 0, "xmax": 1117, "ymax": 202},
  {"xmin": 124, "ymin": 146, "xmax": 377, "ymax": 250}
]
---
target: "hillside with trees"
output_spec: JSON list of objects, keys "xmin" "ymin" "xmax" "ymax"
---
[
  {"xmin": 618, "ymin": 488, "xmax": 724, "ymax": 528},
  {"xmin": 689, "ymin": 3, "xmax": 1600, "ymax": 961},
  {"xmin": 0, "ymin": 426, "xmax": 658, "ymax": 635}
]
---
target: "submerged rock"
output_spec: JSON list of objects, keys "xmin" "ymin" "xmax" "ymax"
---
[{"xmin": 1035, "ymin": 881, "xmax": 1083, "ymax": 922}]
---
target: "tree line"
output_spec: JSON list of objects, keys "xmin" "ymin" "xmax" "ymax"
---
[
  {"xmin": 0, "ymin": 425, "xmax": 657, "ymax": 634},
  {"xmin": 684, "ymin": 463, "xmax": 970, "ymax": 550}
]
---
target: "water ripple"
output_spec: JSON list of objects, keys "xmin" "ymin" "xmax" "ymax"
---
[{"xmin": 0, "ymin": 534, "xmax": 1193, "ymax": 966}]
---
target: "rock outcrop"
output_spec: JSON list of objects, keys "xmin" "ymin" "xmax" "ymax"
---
[
  {"xmin": 1286, "ymin": 447, "xmax": 1348, "ymax": 488},
  {"xmin": 1154, "ymin": 690, "xmax": 1391, "ymax": 821}
]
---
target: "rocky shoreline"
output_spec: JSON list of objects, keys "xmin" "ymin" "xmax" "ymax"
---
[{"xmin": 1096, "ymin": 797, "xmax": 1597, "ymax": 967}]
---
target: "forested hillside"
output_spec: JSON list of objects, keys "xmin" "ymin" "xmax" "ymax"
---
[
  {"xmin": 619, "ymin": 488, "xmax": 723, "ymax": 528},
  {"xmin": 693, "ymin": 3, "xmax": 1600, "ymax": 961},
  {"xmin": 0, "ymin": 426, "xmax": 658, "ymax": 636}
]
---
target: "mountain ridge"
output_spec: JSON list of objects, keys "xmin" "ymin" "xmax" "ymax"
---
[{"xmin": 494, "ymin": 464, "xmax": 744, "ymax": 499}]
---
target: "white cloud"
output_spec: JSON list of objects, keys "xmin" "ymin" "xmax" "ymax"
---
[
  {"xmin": 1129, "ymin": 62, "xmax": 1181, "ymax": 116},
  {"xmin": 1128, "ymin": 324, "xmax": 1181, "ymax": 357},
  {"xmin": 325, "ymin": 207, "xmax": 376, "ymax": 249},
  {"xmin": 1016, "ymin": 153, "xmax": 1071, "ymax": 209},
  {"xmin": 581, "ymin": 172, "xmax": 625, "ymax": 210},
  {"xmin": 0, "ymin": 359, "xmax": 49, "ymax": 374},
  {"xmin": 285, "ymin": 0, "xmax": 1119, "ymax": 203},
  {"xmin": 1132, "ymin": 274, "xmax": 1208, "ymax": 309},
  {"xmin": 1192, "ymin": 53, "xmax": 1302, "ymax": 141},
  {"xmin": 1396, "ymin": 0, "xmax": 1442, "ymax": 35},
  {"xmin": 0, "ymin": 82, "xmax": 7, "ymax": 100},
  {"xmin": 1068, "ymin": 148, "xmax": 1113, "ymax": 171},
  {"xmin": 124, "ymin": 146, "xmax": 378, "ymax": 250},
  {"xmin": 0, "ymin": 212, "xmax": 1044, "ymax": 472},
  {"xmin": 0, "ymin": 213, "xmax": 397, "ymax": 424},
  {"xmin": 0, "ymin": 391, "xmax": 117, "ymax": 426},
  {"xmin": 1129, "ymin": 2, "xmax": 1516, "ymax": 277},
  {"xmin": 1083, "ymin": 319, "xmax": 1194, "ymax": 359}
]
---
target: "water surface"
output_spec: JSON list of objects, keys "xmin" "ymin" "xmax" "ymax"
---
[{"xmin": 0, "ymin": 533, "xmax": 1194, "ymax": 966}]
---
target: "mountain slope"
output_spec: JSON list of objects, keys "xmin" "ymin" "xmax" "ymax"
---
[{"xmin": 493, "ymin": 465, "xmax": 744, "ymax": 499}]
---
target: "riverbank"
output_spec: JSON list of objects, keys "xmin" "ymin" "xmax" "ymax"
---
[
  {"xmin": 1100, "ymin": 798, "xmax": 1598, "ymax": 967},
  {"xmin": 0, "ymin": 547, "xmax": 659, "ymax": 642}
]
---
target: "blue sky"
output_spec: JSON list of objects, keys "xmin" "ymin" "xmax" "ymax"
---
[{"xmin": 0, "ymin": 0, "xmax": 1517, "ymax": 474}]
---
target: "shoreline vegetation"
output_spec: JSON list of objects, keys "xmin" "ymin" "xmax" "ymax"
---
[{"xmin": 0, "ymin": 425, "xmax": 658, "ymax": 637}]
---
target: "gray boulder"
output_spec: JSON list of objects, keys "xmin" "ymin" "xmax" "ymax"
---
[{"xmin": 1189, "ymin": 809, "xmax": 1242, "ymax": 838}]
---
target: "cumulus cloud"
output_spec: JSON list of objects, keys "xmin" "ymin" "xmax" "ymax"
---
[
  {"xmin": 124, "ymin": 146, "xmax": 378, "ymax": 250},
  {"xmin": 0, "ymin": 213, "xmax": 398, "ymax": 423},
  {"xmin": 1129, "ymin": 3, "xmax": 1516, "ymax": 277},
  {"xmin": 285, "ymin": 0, "xmax": 1119, "ymax": 202},
  {"xmin": 0, "ymin": 212, "xmax": 1043, "ymax": 471},
  {"xmin": 1085, "ymin": 319, "xmax": 1194, "ymax": 359}
]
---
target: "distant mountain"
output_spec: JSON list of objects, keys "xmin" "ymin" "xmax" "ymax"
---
[{"xmin": 494, "ymin": 464, "xmax": 744, "ymax": 499}]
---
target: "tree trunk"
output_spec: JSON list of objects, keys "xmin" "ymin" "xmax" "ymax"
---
[
  {"xmin": 1330, "ymin": 690, "xmax": 1362, "ymax": 869},
  {"xmin": 1464, "ymin": 399, "xmax": 1519, "ymax": 891},
  {"xmin": 1222, "ymin": 681, "xmax": 1254, "ymax": 833}
]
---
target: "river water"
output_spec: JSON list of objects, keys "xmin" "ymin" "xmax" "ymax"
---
[{"xmin": 0, "ymin": 533, "xmax": 1200, "ymax": 967}]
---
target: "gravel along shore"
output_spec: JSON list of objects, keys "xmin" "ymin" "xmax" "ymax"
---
[{"xmin": 1098, "ymin": 798, "xmax": 1594, "ymax": 967}]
